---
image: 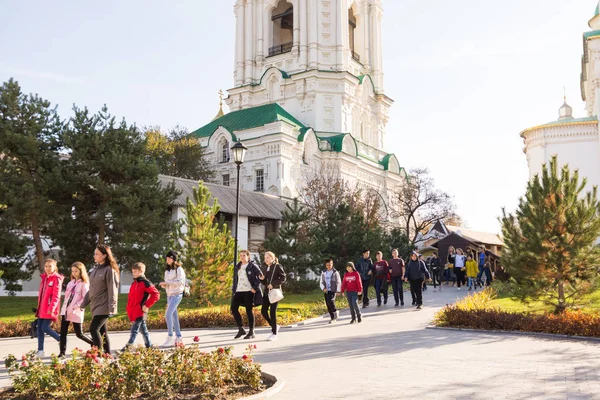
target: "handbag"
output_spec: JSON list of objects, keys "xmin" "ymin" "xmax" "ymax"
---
[
  {"xmin": 267, "ymin": 264, "xmax": 284, "ymax": 303},
  {"xmin": 30, "ymin": 319, "xmax": 38, "ymax": 338}
]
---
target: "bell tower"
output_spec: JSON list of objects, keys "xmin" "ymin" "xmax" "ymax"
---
[{"xmin": 228, "ymin": 0, "xmax": 392, "ymax": 151}]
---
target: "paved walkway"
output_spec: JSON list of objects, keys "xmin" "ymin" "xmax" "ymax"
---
[{"xmin": 2, "ymin": 287, "xmax": 600, "ymax": 399}]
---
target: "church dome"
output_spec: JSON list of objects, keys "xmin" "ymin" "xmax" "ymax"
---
[{"xmin": 558, "ymin": 99, "xmax": 573, "ymax": 120}]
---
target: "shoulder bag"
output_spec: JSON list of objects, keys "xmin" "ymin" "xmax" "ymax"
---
[{"xmin": 267, "ymin": 264, "xmax": 284, "ymax": 303}]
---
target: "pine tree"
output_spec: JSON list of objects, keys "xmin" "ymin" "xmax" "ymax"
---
[
  {"xmin": 0, "ymin": 78, "xmax": 64, "ymax": 272},
  {"xmin": 262, "ymin": 198, "xmax": 311, "ymax": 276},
  {"xmin": 501, "ymin": 156, "xmax": 600, "ymax": 312},
  {"xmin": 0, "ymin": 213, "xmax": 32, "ymax": 294},
  {"xmin": 51, "ymin": 105, "xmax": 177, "ymax": 277},
  {"xmin": 171, "ymin": 182, "xmax": 235, "ymax": 305}
]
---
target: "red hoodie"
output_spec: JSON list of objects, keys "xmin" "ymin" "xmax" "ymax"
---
[
  {"xmin": 341, "ymin": 271, "xmax": 363, "ymax": 293},
  {"xmin": 126, "ymin": 276, "xmax": 160, "ymax": 322}
]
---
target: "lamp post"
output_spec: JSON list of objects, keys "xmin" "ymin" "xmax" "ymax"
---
[{"xmin": 231, "ymin": 140, "xmax": 247, "ymax": 269}]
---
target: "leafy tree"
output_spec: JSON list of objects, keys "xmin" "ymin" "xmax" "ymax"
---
[
  {"xmin": 262, "ymin": 198, "xmax": 311, "ymax": 276},
  {"xmin": 51, "ymin": 106, "xmax": 177, "ymax": 278},
  {"xmin": 501, "ymin": 156, "xmax": 600, "ymax": 313},
  {"xmin": 0, "ymin": 78, "xmax": 64, "ymax": 272},
  {"xmin": 145, "ymin": 126, "xmax": 214, "ymax": 181},
  {"xmin": 393, "ymin": 168, "xmax": 457, "ymax": 245},
  {"xmin": 302, "ymin": 171, "xmax": 391, "ymax": 271},
  {"xmin": 171, "ymin": 182, "xmax": 234, "ymax": 305},
  {"xmin": 387, "ymin": 227, "xmax": 413, "ymax": 260}
]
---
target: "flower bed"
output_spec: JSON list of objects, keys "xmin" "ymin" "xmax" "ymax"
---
[
  {"xmin": 0, "ymin": 302, "xmax": 331, "ymax": 339},
  {"xmin": 434, "ymin": 288, "xmax": 600, "ymax": 338},
  {"xmin": 2, "ymin": 343, "xmax": 264, "ymax": 399}
]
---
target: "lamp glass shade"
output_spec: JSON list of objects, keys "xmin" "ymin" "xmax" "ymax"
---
[{"xmin": 231, "ymin": 140, "xmax": 247, "ymax": 164}]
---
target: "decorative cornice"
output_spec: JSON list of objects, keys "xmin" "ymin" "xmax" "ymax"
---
[{"xmin": 520, "ymin": 120, "xmax": 598, "ymax": 137}]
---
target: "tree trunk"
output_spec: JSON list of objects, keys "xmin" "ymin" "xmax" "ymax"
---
[
  {"xmin": 30, "ymin": 213, "xmax": 45, "ymax": 273},
  {"xmin": 556, "ymin": 280, "xmax": 566, "ymax": 313}
]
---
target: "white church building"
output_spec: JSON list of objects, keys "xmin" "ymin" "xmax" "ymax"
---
[
  {"xmin": 521, "ymin": 3, "xmax": 600, "ymax": 190},
  {"xmin": 191, "ymin": 0, "xmax": 407, "ymax": 207}
]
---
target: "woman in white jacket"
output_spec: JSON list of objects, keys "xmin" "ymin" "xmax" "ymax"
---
[{"xmin": 159, "ymin": 250, "xmax": 185, "ymax": 347}]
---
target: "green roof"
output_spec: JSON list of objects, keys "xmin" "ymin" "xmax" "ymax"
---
[
  {"xmin": 190, "ymin": 103, "xmax": 307, "ymax": 139},
  {"xmin": 584, "ymin": 29, "xmax": 600, "ymax": 40},
  {"xmin": 319, "ymin": 134, "xmax": 345, "ymax": 152},
  {"xmin": 543, "ymin": 116, "xmax": 598, "ymax": 126}
]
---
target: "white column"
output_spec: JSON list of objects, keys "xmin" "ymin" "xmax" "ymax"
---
[
  {"xmin": 257, "ymin": 0, "xmax": 264, "ymax": 60},
  {"xmin": 308, "ymin": 0, "xmax": 318, "ymax": 69},
  {"xmin": 362, "ymin": 1, "xmax": 370, "ymax": 71},
  {"xmin": 370, "ymin": 6, "xmax": 382, "ymax": 91},
  {"xmin": 375, "ymin": 7, "xmax": 383, "ymax": 90},
  {"xmin": 244, "ymin": 0, "xmax": 255, "ymax": 85},
  {"xmin": 235, "ymin": 2, "xmax": 245, "ymax": 86},
  {"xmin": 235, "ymin": 215, "xmax": 249, "ymax": 251},
  {"xmin": 293, "ymin": 0, "xmax": 300, "ymax": 53},
  {"xmin": 335, "ymin": 0, "xmax": 344, "ymax": 70},
  {"xmin": 300, "ymin": 0, "xmax": 308, "ymax": 69}
]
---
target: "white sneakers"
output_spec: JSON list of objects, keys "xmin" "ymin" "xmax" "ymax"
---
[
  {"xmin": 36, "ymin": 351, "xmax": 45, "ymax": 358},
  {"xmin": 174, "ymin": 337, "xmax": 183, "ymax": 346},
  {"xmin": 276, "ymin": 325, "xmax": 280, "ymax": 334},
  {"xmin": 161, "ymin": 336, "xmax": 175, "ymax": 347},
  {"xmin": 266, "ymin": 334, "xmax": 278, "ymax": 341}
]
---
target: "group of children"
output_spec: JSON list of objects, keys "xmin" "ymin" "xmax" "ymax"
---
[{"xmin": 34, "ymin": 246, "xmax": 186, "ymax": 358}]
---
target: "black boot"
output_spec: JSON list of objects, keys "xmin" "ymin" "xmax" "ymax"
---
[
  {"xmin": 350, "ymin": 318, "xmax": 356, "ymax": 324},
  {"xmin": 357, "ymin": 315, "xmax": 362, "ymax": 323},
  {"xmin": 243, "ymin": 332, "xmax": 255, "ymax": 339},
  {"xmin": 234, "ymin": 327, "xmax": 246, "ymax": 339}
]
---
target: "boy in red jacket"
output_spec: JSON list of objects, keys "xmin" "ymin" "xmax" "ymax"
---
[
  {"xmin": 122, "ymin": 262, "xmax": 160, "ymax": 351},
  {"xmin": 341, "ymin": 262, "xmax": 363, "ymax": 324}
]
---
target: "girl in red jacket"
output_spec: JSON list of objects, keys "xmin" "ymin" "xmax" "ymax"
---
[
  {"xmin": 58, "ymin": 262, "xmax": 94, "ymax": 358},
  {"xmin": 341, "ymin": 262, "xmax": 363, "ymax": 324},
  {"xmin": 36, "ymin": 259, "xmax": 64, "ymax": 358}
]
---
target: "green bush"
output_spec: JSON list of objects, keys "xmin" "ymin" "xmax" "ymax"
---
[{"xmin": 4, "ymin": 344, "xmax": 263, "ymax": 399}]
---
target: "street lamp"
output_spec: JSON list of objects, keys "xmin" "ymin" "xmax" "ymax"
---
[{"xmin": 231, "ymin": 140, "xmax": 247, "ymax": 269}]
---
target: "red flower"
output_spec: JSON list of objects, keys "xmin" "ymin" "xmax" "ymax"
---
[
  {"xmin": 175, "ymin": 341, "xmax": 185, "ymax": 348},
  {"xmin": 21, "ymin": 354, "xmax": 27, "ymax": 361},
  {"xmin": 253, "ymin": 344, "xmax": 257, "ymax": 349},
  {"xmin": 117, "ymin": 378, "xmax": 124, "ymax": 383},
  {"xmin": 94, "ymin": 382, "xmax": 101, "ymax": 388},
  {"xmin": 242, "ymin": 354, "xmax": 248, "ymax": 360},
  {"xmin": 218, "ymin": 347, "xmax": 225, "ymax": 354},
  {"xmin": 193, "ymin": 336, "xmax": 200, "ymax": 343},
  {"xmin": 202, "ymin": 368, "xmax": 207, "ymax": 373},
  {"xmin": 157, "ymin": 368, "xmax": 164, "ymax": 376},
  {"xmin": 20, "ymin": 361, "xmax": 29, "ymax": 368}
]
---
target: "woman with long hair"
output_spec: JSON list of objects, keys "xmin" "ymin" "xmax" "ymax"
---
[
  {"xmin": 259, "ymin": 251, "xmax": 286, "ymax": 341},
  {"xmin": 445, "ymin": 246, "xmax": 456, "ymax": 286},
  {"xmin": 453, "ymin": 248, "xmax": 467, "ymax": 290},
  {"xmin": 159, "ymin": 250, "xmax": 185, "ymax": 347},
  {"xmin": 80, "ymin": 244, "xmax": 120, "ymax": 354},
  {"xmin": 58, "ymin": 262, "xmax": 94, "ymax": 358},
  {"xmin": 341, "ymin": 262, "xmax": 363, "ymax": 323},
  {"xmin": 35, "ymin": 259, "xmax": 64, "ymax": 358}
]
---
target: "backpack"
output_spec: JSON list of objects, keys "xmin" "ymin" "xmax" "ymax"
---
[{"xmin": 176, "ymin": 268, "xmax": 191, "ymax": 297}]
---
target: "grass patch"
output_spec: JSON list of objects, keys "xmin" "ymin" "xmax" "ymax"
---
[{"xmin": 487, "ymin": 285, "xmax": 600, "ymax": 314}]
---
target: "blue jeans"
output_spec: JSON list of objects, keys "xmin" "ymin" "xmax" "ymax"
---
[
  {"xmin": 166, "ymin": 294, "xmax": 183, "ymax": 337},
  {"xmin": 468, "ymin": 277, "xmax": 476, "ymax": 288},
  {"xmin": 375, "ymin": 279, "xmax": 388, "ymax": 305},
  {"xmin": 127, "ymin": 317, "xmax": 152, "ymax": 347},
  {"xmin": 37, "ymin": 318, "xmax": 60, "ymax": 351},
  {"xmin": 346, "ymin": 291, "xmax": 361, "ymax": 320}
]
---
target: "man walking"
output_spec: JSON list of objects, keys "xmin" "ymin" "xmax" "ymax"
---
[{"xmin": 356, "ymin": 250, "xmax": 374, "ymax": 308}]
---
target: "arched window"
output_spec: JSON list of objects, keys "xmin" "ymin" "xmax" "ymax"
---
[
  {"xmin": 270, "ymin": 1, "xmax": 293, "ymax": 56},
  {"xmin": 220, "ymin": 138, "xmax": 230, "ymax": 163},
  {"xmin": 349, "ymin": 8, "xmax": 359, "ymax": 62}
]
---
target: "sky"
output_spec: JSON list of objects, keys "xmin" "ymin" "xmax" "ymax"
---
[{"xmin": 1, "ymin": 0, "xmax": 597, "ymax": 234}]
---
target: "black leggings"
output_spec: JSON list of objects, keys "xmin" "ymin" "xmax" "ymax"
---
[
  {"xmin": 454, "ymin": 267, "xmax": 465, "ymax": 288},
  {"xmin": 431, "ymin": 269, "xmax": 442, "ymax": 288},
  {"xmin": 89, "ymin": 315, "xmax": 110, "ymax": 354},
  {"xmin": 231, "ymin": 292, "xmax": 255, "ymax": 332},
  {"xmin": 261, "ymin": 290, "xmax": 279, "ymax": 335},
  {"xmin": 59, "ymin": 316, "xmax": 94, "ymax": 354}
]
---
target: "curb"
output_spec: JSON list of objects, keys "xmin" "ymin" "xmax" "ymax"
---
[
  {"xmin": 426, "ymin": 325, "xmax": 600, "ymax": 343},
  {"xmin": 239, "ymin": 376, "xmax": 286, "ymax": 400}
]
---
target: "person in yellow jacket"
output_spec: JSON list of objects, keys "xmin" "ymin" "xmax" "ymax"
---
[{"xmin": 465, "ymin": 255, "xmax": 479, "ymax": 291}]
